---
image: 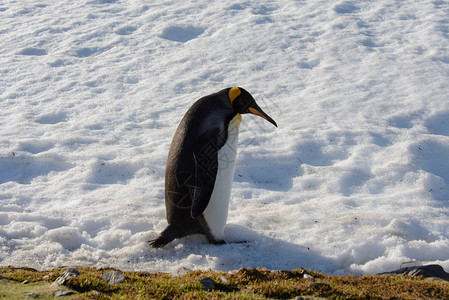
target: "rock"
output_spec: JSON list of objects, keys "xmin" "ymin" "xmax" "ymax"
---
[
  {"xmin": 425, "ymin": 277, "xmax": 449, "ymax": 283},
  {"xmin": 26, "ymin": 292, "xmax": 38, "ymax": 298},
  {"xmin": 100, "ymin": 270, "xmax": 125, "ymax": 285},
  {"xmin": 199, "ymin": 277, "xmax": 216, "ymax": 291},
  {"xmin": 55, "ymin": 268, "xmax": 80, "ymax": 285},
  {"xmin": 55, "ymin": 290, "xmax": 74, "ymax": 297},
  {"xmin": 378, "ymin": 264, "xmax": 449, "ymax": 281},
  {"xmin": 22, "ymin": 280, "xmax": 29, "ymax": 284}
]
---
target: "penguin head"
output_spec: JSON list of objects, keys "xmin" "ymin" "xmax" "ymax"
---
[{"xmin": 229, "ymin": 87, "xmax": 277, "ymax": 127}]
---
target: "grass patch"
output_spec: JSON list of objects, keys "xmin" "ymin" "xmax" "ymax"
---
[{"xmin": 1, "ymin": 267, "xmax": 449, "ymax": 299}]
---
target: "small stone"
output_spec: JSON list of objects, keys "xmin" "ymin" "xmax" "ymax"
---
[
  {"xmin": 22, "ymin": 280, "xmax": 29, "ymax": 284},
  {"xmin": 26, "ymin": 292, "xmax": 38, "ymax": 298},
  {"xmin": 200, "ymin": 277, "xmax": 216, "ymax": 291},
  {"xmin": 55, "ymin": 269, "xmax": 80, "ymax": 285},
  {"xmin": 55, "ymin": 290, "xmax": 74, "ymax": 297},
  {"xmin": 378, "ymin": 264, "xmax": 449, "ymax": 281},
  {"xmin": 100, "ymin": 271, "xmax": 125, "ymax": 285}
]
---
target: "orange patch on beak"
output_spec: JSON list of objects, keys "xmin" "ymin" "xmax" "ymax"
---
[
  {"xmin": 248, "ymin": 107, "xmax": 277, "ymax": 127},
  {"xmin": 249, "ymin": 107, "xmax": 267, "ymax": 120}
]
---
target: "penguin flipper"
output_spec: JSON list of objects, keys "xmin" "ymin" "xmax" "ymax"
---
[
  {"xmin": 190, "ymin": 129, "xmax": 225, "ymax": 219},
  {"xmin": 190, "ymin": 152, "xmax": 217, "ymax": 218}
]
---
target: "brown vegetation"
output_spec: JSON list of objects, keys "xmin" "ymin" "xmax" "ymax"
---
[{"xmin": 1, "ymin": 266, "xmax": 449, "ymax": 299}]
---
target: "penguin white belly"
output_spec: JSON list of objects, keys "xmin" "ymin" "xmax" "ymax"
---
[{"xmin": 202, "ymin": 114, "xmax": 241, "ymax": 240}]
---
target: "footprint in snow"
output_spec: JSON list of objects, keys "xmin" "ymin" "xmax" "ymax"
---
[
  {"xmin": 115, "ymin": 26, "xmax": 137, "ymax": 35},
  {"xmin": 388, "ymin": 114, "xmax": 417, "ymax": 129},
  {"xmin": 48, "ymin": 59, "xmax": 72, "ymax": 67},
  {"xmin": 17, "ymin": 48, "xmax": 47, "ymax": 56},
  {"xmin": 425, "ymin": 111, "xmax": 449, "ymax": 137},
  {"xmin": 159, "ymin": 25, "xmax": 205, "ymax": 43},
  {"xmin": 339, "ymin": 169, "xmax": 371, "ymax": 196},
  {"xmin": 90, "ymin": 0, "xmax": 117, "ymax": 4},
  {"xmin": 18, "ymin": 140, "xmax": 54, "ymax": 154},
  {"xmin": 73, "ymin": 46, "xmax": 112, "ymax": 58},
  {"xmin": 432, "ymin": 56, "xmax": 449, "ymax": 64},
  {"xmin": 361, "ymin": 38, "xmax": 382, "ymax": 48},
  {"xmin": 35, "ymin": 112, "xmax": 67, "ymax": 125},
  {"xmin": 228, "ymin": 3, "xmax": 246, "ymax": 10},
  {"xmin": 295, "ymin": 140, "xmax": 348, "ymax": 167},
  {"xmin": 432, "ymin": 1, "xmax": 447, "ymax": 8},
  {"xmin": 334, "ymin": 2, "xmax": 360, "ymax": 14},
  {"xmin": 251, "ymin": 4, "xmax": 276, "ymax": 15},
  {"xmin": 298, "ymin": 60, "xmax": 320, "ymax": 69}
]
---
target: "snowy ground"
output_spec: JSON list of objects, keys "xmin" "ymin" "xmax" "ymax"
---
[{"xmin": 1, "ymin": 0, "xmax": 449, "ymax": 275}]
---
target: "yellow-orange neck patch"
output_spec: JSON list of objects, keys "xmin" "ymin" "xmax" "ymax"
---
[{"xmin": 229, "ymin": 87, "xmax": 241, "ymax": 104}]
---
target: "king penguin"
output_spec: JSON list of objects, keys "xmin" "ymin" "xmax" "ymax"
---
[{"xmin": 149, "ymin": 87, "xmax": 277, "ymax": 248}]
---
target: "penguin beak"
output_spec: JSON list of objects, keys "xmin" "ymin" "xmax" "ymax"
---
[{"xmin": 248, "ymin": 104, "xmax": 277, "ymax": 127}]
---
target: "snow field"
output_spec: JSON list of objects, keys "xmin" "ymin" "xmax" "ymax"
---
[{"xmin": 1, "ymin": 0, "xmax": 449, "ymax": 274}]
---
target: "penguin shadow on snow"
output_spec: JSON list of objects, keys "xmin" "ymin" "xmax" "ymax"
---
[
  {"xmin": 221, "ymin": 224, "xmax": 335, "ymax": 272},
  {"xmin": 152, "ymin": 224, "xmax": 335, "ymax": 272}
]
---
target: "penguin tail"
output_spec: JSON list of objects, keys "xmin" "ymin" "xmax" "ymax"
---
[{"xmin": 148, "ymin": 225, "xmax": 180, "ymax": 248}]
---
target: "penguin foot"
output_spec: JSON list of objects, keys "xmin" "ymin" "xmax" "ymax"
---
[
  {"xmin": 148, "ymin": 237, "xmax": 169, "ymax": 248},
  {"xmin": 148, "ymin": 225, "xmax": 179, "ymax": 248},
  {"xmin": 148, "ymin": 232, "xmax": 175, "ymax": 248},
  {"xmin": 229, "ymin": 240, "xmax": 249, "ymax": 244},
  {"xmin": 211, "ymin": 239, "xmax": 226, "ymax": 245},
  {"xmin": 210, "ymin": 240, "xmax": 249, "ymax": 245}
]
